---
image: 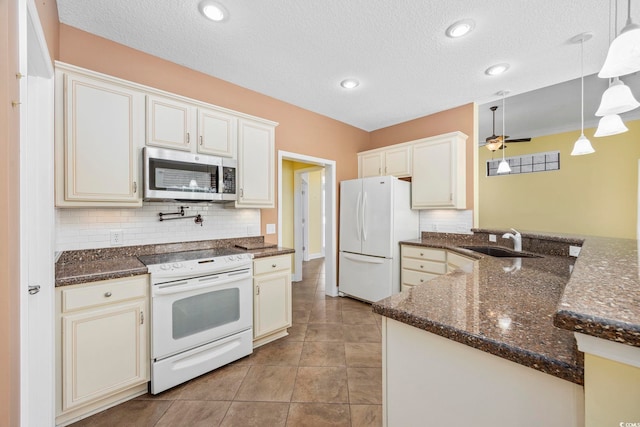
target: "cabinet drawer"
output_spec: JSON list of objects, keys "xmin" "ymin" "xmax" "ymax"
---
[
  {"xmin": 402, "ymin": 258, "xmax": 447, "ymax": 275},
  {"xmin": 254, "ymin": 255, "xmax": 291, "ymax": 275},
  {"xmin": 61, "ymin": 275, "xmax": 148, "ymax": 313},
  {"xmin": 447, "ymin": 252, "xmax": 475, "ymax": 271},
  {"xmin": 402, "ymin": 246, "xmax": 446, "ymax": 262},
  {"xmin": 402, "ymin": 269, "xmax": 439, "ymax": 286}
]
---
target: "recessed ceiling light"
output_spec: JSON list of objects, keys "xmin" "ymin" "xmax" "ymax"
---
[
  {"xmin": 340, "ymin": 79, "xmax": 360, "ymax": 89},
  {"xmin": 445, "ymin": 19, "xmax": 475, "ymax": 38},
  {"xmin": 485, "ymin": 63, "xmax": 510, "ymax": 76},
  {"xmin": 199, "ymin": 1, "xmax": 228, "ymax": 22}
]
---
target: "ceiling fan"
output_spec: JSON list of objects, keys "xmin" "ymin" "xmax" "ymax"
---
[{"xmin": 484, "ymin": 106, "xmax": 531, "ymax": 151}]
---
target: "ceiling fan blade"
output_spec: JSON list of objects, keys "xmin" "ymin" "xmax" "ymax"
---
[{"xmin": 504, "ymin": 138, "xmax": 532, "ymax": 143}]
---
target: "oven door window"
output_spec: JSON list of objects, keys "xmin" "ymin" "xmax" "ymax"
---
[{"xmin": 172, "ymin": 288, "xmax": 240, "ymax": 339}]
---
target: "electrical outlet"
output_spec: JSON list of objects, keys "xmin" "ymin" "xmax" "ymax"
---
[
  {"xmin": 569, "ymin": 245, "xmax": 581, "ymax": 257},
  {"xmin": 489, "ymin": 234, "xmax": 497, "ymax": 242},
  {"xmin": 266, "ymin": 224, "xmax": 276, "ymax": 234},
  {"xmin": 110, "ymin": 229, "xmax": 123, "ymax": 246}
]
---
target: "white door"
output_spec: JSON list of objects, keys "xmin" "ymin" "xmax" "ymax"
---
[
  {"xmin": 339, "ymin": 179, "xmax": 363, "ymax": 254},
  {"xmin": 361, "ymin": 176, "xmax": 393, "ymax": 258},
  {"xmin": 20, "ymin": 3, "xmax": 55, "ymax": 425},
  {"xmin": 338, "ymin": 252, "xmax": 393, "ymax": 303}
]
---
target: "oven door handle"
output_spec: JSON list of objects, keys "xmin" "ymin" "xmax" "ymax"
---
[{"xmin": 153, "ymin": 273, "xmax": 250, "ymax": 296}]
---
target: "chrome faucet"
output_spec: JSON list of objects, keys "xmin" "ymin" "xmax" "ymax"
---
[{"xmin": 502, "ymin": 228, "xmax": 522, "ymax": 252}]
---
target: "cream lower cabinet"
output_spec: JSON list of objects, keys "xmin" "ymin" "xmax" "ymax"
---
[
  {"xmin": 401, "ymin": 245, "xmax": 476, "ymax": 291},
  {"xmin": 56, "ymin": 276, "xmax": 149, "ymax": 426},
  {"xmin": 253, "ymin": 254, "xmax": 292, "ymax": 347},
  {"xmin": 55, "ymin": 66, "xmax": 144, "ymax": 207},
  {"xmin": 237, "ymin": 118, "xmax": 276, "ymax": 208},
  {"xmin": 412, "ymin": 132, "xmax": 467, "ymax": 209}
]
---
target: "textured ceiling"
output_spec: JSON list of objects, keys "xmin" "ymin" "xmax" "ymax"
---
[{"xmin": 57, "ymin": 0, "xmax": 637, "ymax": 132}]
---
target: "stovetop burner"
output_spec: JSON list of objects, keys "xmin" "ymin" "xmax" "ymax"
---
[{"xmin": 138, "ymin": 247, "xmax": 246, "ymax": 266}]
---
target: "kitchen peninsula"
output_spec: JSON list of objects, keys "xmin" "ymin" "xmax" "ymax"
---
[{"xmin": 373, "ymin": 230, "xmax": 640, "ymax": 427}]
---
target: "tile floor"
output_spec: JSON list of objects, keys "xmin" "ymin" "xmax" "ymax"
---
[{"xmin": 71, "ymin": 259, "xmax": 383, "ymax": 426}]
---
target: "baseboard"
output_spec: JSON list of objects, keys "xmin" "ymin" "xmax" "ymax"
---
[{"xmin": 307, "ymin": 253, "xmax": 325, "ymax": 260}]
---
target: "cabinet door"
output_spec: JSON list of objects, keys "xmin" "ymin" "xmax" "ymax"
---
[
  {"xmin": 146, "ymin": 94, "xmax": 196, "ymax": 151},
  {"xmin": 62, "ymin": 74, "xmax": 143, "ymax": 205},
  {"xmin": 385, "ymin": 146, "xmax": 411, "ymax": 177},
  {"xmin": 412, "ymin": 135, "xmax": 466, "ymax": 209},
  {"xmin": 198, "ymin": 107, "xmax": 237, "ymax": 157},
  {"xmin": 253, "ymin": 271, "xmax": 292, "ymax": 339},
  {"xmin": 360, "ymin": 152, "xmax": 383, "ymax": 178},
  {"xmin": 61, "ymin": 299, "xmax": 148, "ymax": 412},
  {"xmin": 236, "ymin": 119, "xmax": 275, "ymax": 208}
]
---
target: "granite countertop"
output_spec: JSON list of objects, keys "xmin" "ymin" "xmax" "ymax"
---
[
  {"xmin": 373, "ymin": 233, "xmax": 584, "ymax": 384},
  {"xmin": 554, "ymin": 236, "xmax": 640, "ymax": 347},
  {"xmin": 55, "ymin": 237, "xmax": 294, "ymax": 287}
]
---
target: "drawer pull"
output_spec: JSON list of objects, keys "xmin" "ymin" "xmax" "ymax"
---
[
  {"xmin": 272, "ymin": 264, "xmax": 277, "ymax": 268},
  {"xmin": 420, "ymin": 279, "xmax": 424, "ymax": 283},
  {"xmin": 420, "ymin": 265, "xmax": 424, "ymax": 269},
  {"xmin": 420, "ymin": 252, "xmax": 424, "ymax": 256},
  {"xmin": 104, "ymin": 292, "xmax": 112, "ymax": 298}
]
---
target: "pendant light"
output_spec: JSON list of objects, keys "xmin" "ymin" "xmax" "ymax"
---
[
  {"xmin": 594, "ymin": 114, "xmax": 629, "ymax": 137},
  {"xmin": 571, "ymin": 33, "xmax": 595, "ymax": 156},
  {"xmin": 496, "ymin": 91, "xmax": 511, "ymax": 174},
  {"xmin": 595, "ymin": 76, "xmax": 640, "ymax": 116},
  {"xmin": 599, "ymin": 0, "xmax": 640, "ymax": 78}
]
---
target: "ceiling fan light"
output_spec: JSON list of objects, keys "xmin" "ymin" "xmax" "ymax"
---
[
  {"xmin": 594, "ymin": 114, "xmax": 628, "ymax": 137},
  {"xmin": 598, "ymin": 26, "xmax": 640, "ymax": 78},
  {"xmin": 496, "ymin": 159, "xmax": 511, "ymax": 174},
  {"xmin": 485, "ymin": 141, "xmax": 503, "ymax": 151},
  {"xmin": 570, "ymin": 135, "xmax": 595, "ymax": 156},
  {"xmin": 595, "ymin": 78, "xmax": 640, "ymax": 116}
]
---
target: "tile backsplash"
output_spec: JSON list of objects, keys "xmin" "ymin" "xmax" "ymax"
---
[
  {"xmin": 56, "ymin": 202, "xmax": 261, "ymax": 251},
  {"xmin": 419, "ymin": 209, "xmax": 473, "ymax": 234}
]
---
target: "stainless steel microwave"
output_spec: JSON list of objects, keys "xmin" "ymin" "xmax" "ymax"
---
[{"xmin": 143, "ymin": 147, "xmax": 236, "ymax": 202}]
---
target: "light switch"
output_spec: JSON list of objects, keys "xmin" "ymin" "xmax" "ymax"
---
[{"xmin": 266, "ymin": 224, "xmax": 276, "ymax": 234}]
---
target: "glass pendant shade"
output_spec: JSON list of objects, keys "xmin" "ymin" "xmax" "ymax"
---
[
  {"xmin": 496, "ymin": 159, "xmax": 511, "ymax": 174},
  {"xmin": 594, "ymin": 114, "xmax": 628, "ymax": 137},
  {"xmin": 595, "ymin": 78, "xmax": 640, "ymax": 116},
  {"xmin": 485, "ymin": 140, "xmax": 503, "ymax": 151},
  {"xmin": 598, "ymin": 26, "xmax": 640, "ymax": 78},
  {"xmin": 571, "ymin": 135, "xmax": 595, "ymax": 156}
]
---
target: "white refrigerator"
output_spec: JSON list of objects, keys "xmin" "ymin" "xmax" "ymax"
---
[{"xmin": 338, "ymin": 176, "xmax": 419, "ymax": 302}]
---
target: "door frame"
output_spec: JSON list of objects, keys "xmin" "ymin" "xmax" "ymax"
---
[
  {"xmin": 19, "ymin": 1, "xmax": 55, "ymax": 425},
  {"xmin": 278, "ymin": 151, "xmax": 337, "ymax": 297}
]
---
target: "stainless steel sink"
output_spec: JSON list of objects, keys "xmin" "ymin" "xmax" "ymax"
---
[{"xmin": 460, "ymin": 246, "xmax": 542, "ymax": 258}]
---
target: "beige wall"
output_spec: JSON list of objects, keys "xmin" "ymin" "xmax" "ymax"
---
[
  {"xmin": 57, "ymin": 25, "xmax": 372, "ymax": 244},
  {"xmin": 479, "ymin": 120, "xmax": 640, "ymax": 239},
  {"xmin": 1, "ymin": 0, "xmax": 22, "ymax": 424},
  {"xmin": 369, "ymin": 103, "xmax": 476, "ymax": 209},
  {"xmin": 584, "ymin": 354, "xmax": 640, "ymax": 427}
]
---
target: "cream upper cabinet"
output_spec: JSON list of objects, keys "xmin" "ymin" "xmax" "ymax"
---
[
  {"xmin": 146, "ymin": 94, "xmax": 196, "ymax": 151},
  {"xmin": 359, "ymin": 145, "xmax": 411, "ymax": 178},
  {"xmin": 411, "ymin": 132, "xmax": 467, "ymax": 209},
  {"xmin": 56, "ymin": 276, "xmax": 149, "ymax": 424},
  {"xmin": 236, "ymin": 118, "xmax": 276, "ymax": 208},
  {"xmin": 360, "ymin": 152, "xmax": 384, "ymax": 177},
  {"xmin": 198, "ymin": 107, "xmax": 238, "ymax": 157},
  {"xmin": 56, "ymin": 70, "xmax": 144, "ymax": 207},
  {"xmin": 146, "ymin": 95, "xmax": 237, "ymax": 157},
  {"xmin": 253, "ymin": 255, "xmax": 292, "ymax": 347}
]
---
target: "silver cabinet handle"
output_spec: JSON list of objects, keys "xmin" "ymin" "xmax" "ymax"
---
[
  {"xmin": 200, "ymin": 135, "xmax": 203, "ymax": 146},
  {"xmin": 133, "ymin": 182, "xmax": 137, "ymax": 193},
  {"xmin": 256, "ymin": 285, "xmax": 260, "ymax": 296},
  {"xmin": 28, "ymin": 285, "xmax": 40, "ymax": 295},
  {"xmin": 140, "ymin": 312, "xmax": 144, "ymax": 325},
  {"xmin": 104, "ymin": 292, "xmax": 112, "ymax": 297},
  {"xmin": 186, "ymin": 132, "xmax": 190, "ymax": 144}
]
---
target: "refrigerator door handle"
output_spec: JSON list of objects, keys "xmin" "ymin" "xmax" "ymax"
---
[
  {"xmin": 362, "ymin": 192, "xmax": 368, "ymax": 241},
  {"xmin": 355, "ymin": 191, "xmax": 362, "ymax": 241},
  {"xmin": 342, "ymin": 252, "xmax": 385, "ymax": 264}
]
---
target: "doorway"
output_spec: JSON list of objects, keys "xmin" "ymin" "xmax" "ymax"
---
[
  {"xmin": 19, "ymin": 1, "xmax": 55, "ymax": 425},
  {"xmin": 278, "ymin": 151, "xmax": 337, "ymax": 297}
]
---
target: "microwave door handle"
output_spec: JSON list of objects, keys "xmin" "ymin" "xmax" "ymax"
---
[{"xmin": 153, "ymin": 273, "xmax": 250, "ymax": 296}]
